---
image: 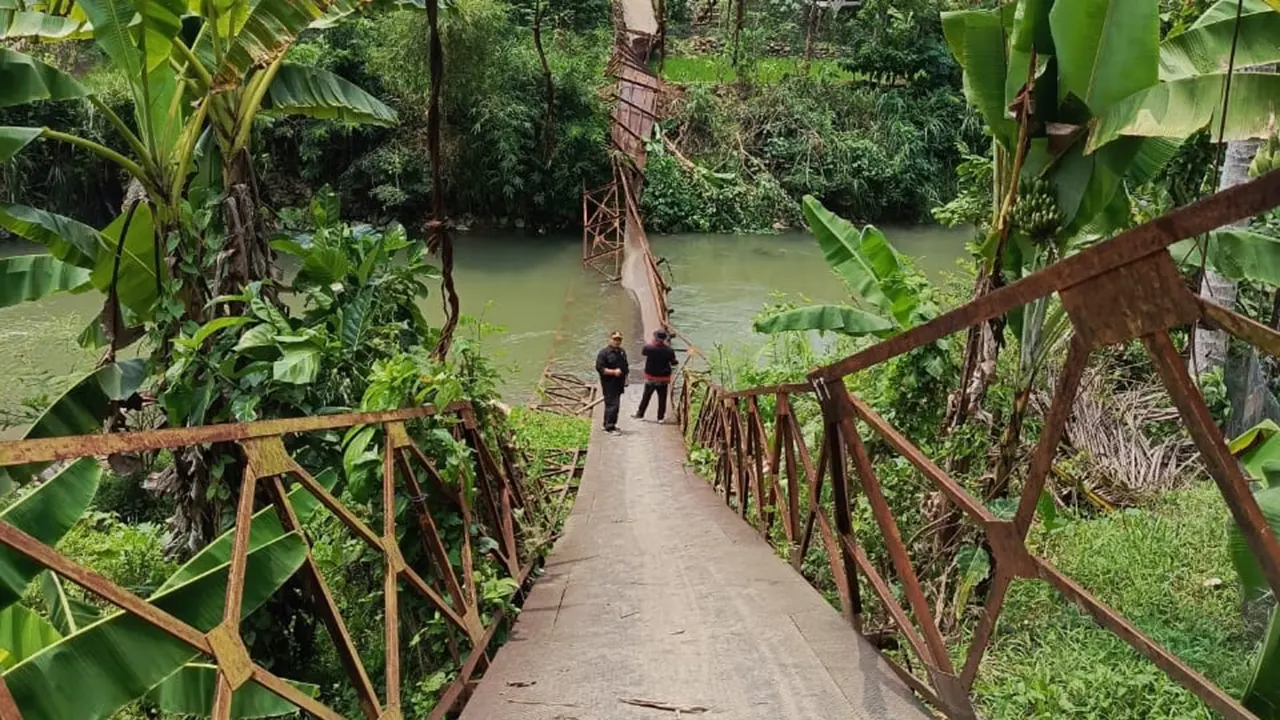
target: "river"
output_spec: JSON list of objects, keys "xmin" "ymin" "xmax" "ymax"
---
[{"xmin": 0, "ymin": 225, "xmax": 968, "ymax": 435}]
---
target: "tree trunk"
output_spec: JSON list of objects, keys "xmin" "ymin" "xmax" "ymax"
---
[
  {"xmin": 801, "ymin": 2, "xmax": 817, "ymax": 72},
  {"xmin": 731, "ymin": 0, "xmax": 745, "ymax": 67},
  {"xmin": 1191, "ymin": 136, "xmax": 1261, "ymax": 375}
]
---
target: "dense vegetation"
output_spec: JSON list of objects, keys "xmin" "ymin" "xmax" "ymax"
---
[{"xmin": 3, "ymin": 0, "xmax": 1280, "ymax": 717}]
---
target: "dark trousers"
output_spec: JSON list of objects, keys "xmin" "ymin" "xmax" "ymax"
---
[
  {"xmin": 637, "ymin": 381, "xmax": 669, "ymax": 420},
  {"xmin": 602, "ymin": 387, "xmax": 622, "ymax": 429}
]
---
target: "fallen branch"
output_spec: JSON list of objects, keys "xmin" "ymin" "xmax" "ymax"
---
[{"xmin": 619, "ymin": 697, "xmax": 710, "ymax": 714}]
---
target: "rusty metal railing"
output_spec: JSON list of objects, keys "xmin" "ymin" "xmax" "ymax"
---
[
  {"xmin": 0, "ymin": 400, "xmax": 573, "ymax": 719},
  {"xmin": 581, "ymin": 175, "xmax": 624, "ymax": 281},
  {"xmin": 676, "ymin": 168, "xmax": 1280, "ymax": 719}
]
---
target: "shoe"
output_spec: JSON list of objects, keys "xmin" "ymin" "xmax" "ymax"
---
[
  {"xmin": 631, "ymin": 412, "xmax": 642, "ymax": 419},
  {"xmin": 604, "ymin": 426, "xmax": 619, "ymax": 433}
]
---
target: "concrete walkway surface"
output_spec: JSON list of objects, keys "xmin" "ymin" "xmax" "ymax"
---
[{"xmin": 461, "ymin": 390, "xmax": 929, "ymax": 719}]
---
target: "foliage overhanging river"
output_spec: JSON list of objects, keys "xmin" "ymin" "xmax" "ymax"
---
[{"xmin": 0, "ymin": 225, "xmax": 968, "ymax": 436}]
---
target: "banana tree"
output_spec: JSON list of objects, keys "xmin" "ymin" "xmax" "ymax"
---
[
  {"xmin": 1, "ymin": 0, "xmax": 398, "ymax": 332},
  {"xmin": 754, "ymin": 195, "xmax": 940, "ymax": 338},
  {"xmin": 940, "ymin": 0, "xmax": 1280, "ymax": 493},
  {"xmin": 0, "ymin": 0, "xmax": 398, "ymax": 505}
]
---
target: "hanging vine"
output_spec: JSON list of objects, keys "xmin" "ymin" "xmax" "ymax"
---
[{"xmin": 428, "ymin": 0, "xmax": 460, "ymax": 361}]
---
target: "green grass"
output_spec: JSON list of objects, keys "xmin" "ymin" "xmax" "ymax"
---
[
  {"xmin": 971, "ymin": 482, "xmax": 1255, "ymax": 719},
  {"xmin": 657, "ymin": 56, "xmax": 855, "ymax": 85},
  {"xmin": 509, "ymin": 407, "xmax": 590, "ymax": 451}
]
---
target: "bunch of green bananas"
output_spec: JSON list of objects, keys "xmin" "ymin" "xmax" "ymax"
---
[
  {"xmin": 1011, "ymin": 177, "xmax": 1064, "ymax": 243},
  {"xmin": 1250, "ymin": 131, "xmax": 1279, "ymax": 178}
]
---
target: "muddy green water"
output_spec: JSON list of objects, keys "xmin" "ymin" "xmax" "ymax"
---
[{"xmin": 0, "ymin": 225, "xmax": 968, "ymax": 435}]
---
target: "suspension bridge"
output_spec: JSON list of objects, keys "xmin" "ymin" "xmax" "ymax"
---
[{"xmin": 1, "ymin": 0, "xmax": 1280, "ymax": 718}]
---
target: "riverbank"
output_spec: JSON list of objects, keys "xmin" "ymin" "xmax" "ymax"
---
[{"xmin": 0, "ymin": 225, "xmax": 969, "ymax": 437}]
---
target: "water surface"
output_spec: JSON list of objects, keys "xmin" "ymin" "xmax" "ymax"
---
[{"xmin": 0, "ymin": 224, "xmax": 968, "ymax": 435}]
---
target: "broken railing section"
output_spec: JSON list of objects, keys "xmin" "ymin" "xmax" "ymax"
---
[
  {"xmin": 677, "ymin": 168, "xmax": 1280, "ymax": 720},
  {"xmin": 536, "ymin": 369, "xmax": 601, "ymax": 417},
  {"xmin": 0, "ymin": 401, "xmax": 577, "ymax": 720},
  {"xmin": 581, "ymin": 176, "xmax": 624, "ymax": 281}
]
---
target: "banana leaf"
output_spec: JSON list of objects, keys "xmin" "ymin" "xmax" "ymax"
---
[
  {"xmin": 0, "ymin": 10, "xmax": 90, "ymax": 40},
  {"xmin": 753, "ymin": 304, "xmax": 897, "ymax": 337},
  {"xmin": 264, "ymin": 63, "xmax": 397, "ymax": 126},
  {"xmin": 0, "ymin": 203, "xmax": 106, "ymax": 269},
  {"xmin": 148, "ymin": 664, "xmax": 319, "ymax": 718},
  {"xmin": 159, "ymin": 467, "xmax": 337, "ymax": 592},
  {"xmin": 0, "ymin": 254, "xmax": 92, "ymax": 308},
  {"xmin": 0, "ymin": 459, "xmax": 101, "ymax": 607},
  {"xmin": 1050, "ymin": 0, "xmax": 1159, "ymax": 113},
  {"xmin": 0, "ymin": 606, "xmax": 61, "ymax": 671},
  {"xmin": 210, "ymin": 0, "xmax": 328, "ymax": 90},
  {"xmin": 1089, "ymin": 73, "xmax": 1280, "ymax": 152},
  {"xmin": 941, "ymin": 6, "xmax": 1016, "ymax": 147},
  {"xmin": 1245, "ymin": 607, "xmax": 1280, "ymax": 718},
  {"xmin": 88, "ymin": 204, "xmax": 162, "ymax": 320},
  {"xmin": 1161, "ymin": 0, "xmax": 1280, "ymax": 81},
  {"xmin": 76, "ymin": 0, "xmax": 143, "ymax": 108},
  {"xmin": 40, "ymin": 572, "xmax": 100, "ymax": 635},
  {"xmin": 800, "ymin": 195, "xmax": 894, "ymax": 318},
  {"xmin": 0, "ymin": 126, "xmax": 41, "ymax": 162},
  {"xmin": 4, "ymin": 532, "xmax": 307, "ymax": 720},
  {"xmin": 0, "ymin": 47, "xmax": 88, "ymax": 107},
  {"xmin": 1169, "ymin": 230, "xmax": 1280, "ymax": 287},
  {"xmin": 0, "ymin": 360, "xmax": 146, "ymax": 489}
]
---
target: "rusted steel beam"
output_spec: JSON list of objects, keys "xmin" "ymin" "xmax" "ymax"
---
[
  {"xmin": 0, "ymin": 402, "xmax": 469, "ymax": 466},
  {"xmin": 1144, "ymin": 330, "xmax": 1280, "ymax": 605},
  {"xmin": 842, "ymin": 389, "xmax": 995, "ymax": 525},
  {"xmin": 815, "ymin": 508, "xmax": 857, "ymax": 627},
  {"xmin": 795, "ymin": 433, "xmax": 827, "ymax": 571},
  {"xmin": 725, "ymin": 382, "xmax": 814, "ymax": 399},
  {"xmin": 0, "ymin": 677, "xmax": 21, "ymax": 719},
  {"xmin": 1036, "ymin": 558, "xmax": 1255, "ymax": 719},
  {"xmin": 250, "ymin": 666, "xmax": 345, "ymax": 720},
  {"xmin": 383, "ymin": 436, "xmax": 403, "ymax": 715},
  {"xmin": 402, "ymin": 565, "xmax": 469, "ymax": 631},
  {"xmin": 959, "ymin": 568, "xmax": 1013, "ymax": 690},
  {"xmin": 770, "ymin": 398, "xmax": 792, "ymax": 542},
  {"xmin": 1014, "ymin": 335, "xmax": 1090, "ymax": 539},
  {"xmin": 811, "ymin": 170, "xmax": 1280, "ymax": 382},
  {"xmin": 0, "ymin": 521, "xmax": 213, "ymax": 653},
  {"xmin": 840, "ymin": 533, "xmax": 930, "ymax": 667},
  {"xmin": 263, "ymin": 475, "xmax": 382, "ymax": 719},
  {"xmin": 837, "ymin": 410, "xmax": 957, "ymax": 674},
  {"xmin": 429, "ymin": 606, "xmax": 509, "ymax": 720},
  {"xmin": 398, "ymin": 448, "xmax": 482, "ymax": 641},
  {"xmin": 1199, "ymin": 296, "xmax": 1280, "ymax": 359}
]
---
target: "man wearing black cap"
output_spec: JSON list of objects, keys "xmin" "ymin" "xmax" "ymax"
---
[
  {"xmin": 595, "ymin": 331, "xmax": 629, "ymax": 433},
  {"xmin": 634, "ymin": 329, "xmax": 678, "ymax": 422}
]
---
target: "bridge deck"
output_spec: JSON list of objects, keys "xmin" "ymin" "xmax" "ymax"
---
[{"xmin": 461, "ymin": 390, "xmax": 927, "ymax": 719}]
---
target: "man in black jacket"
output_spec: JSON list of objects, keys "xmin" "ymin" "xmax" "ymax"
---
[
  {"xmin": 595, "ymin": 331, "xmax": 629, "ymax": 433},
  {"xmin": 634, "ymin": 329, "xmax": 678, "ymax": 422}
]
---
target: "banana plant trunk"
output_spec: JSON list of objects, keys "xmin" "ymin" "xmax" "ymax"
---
[{"xmin": 220, "ymin": 148, "xmax": 276, "ymax": 306}]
